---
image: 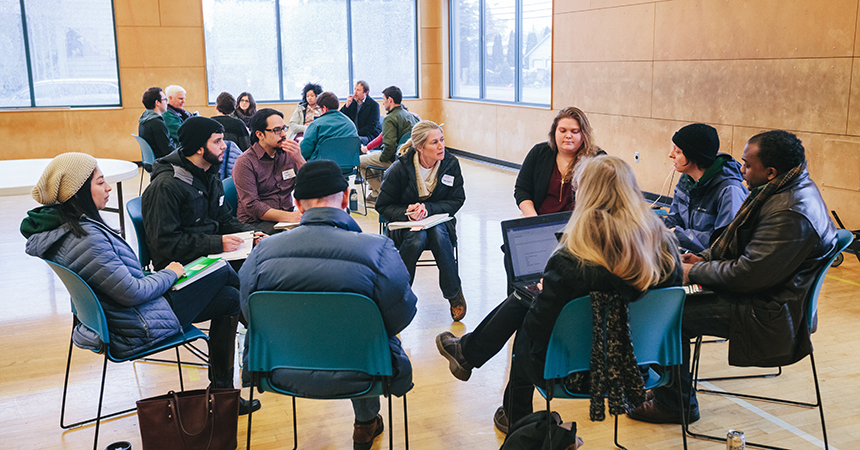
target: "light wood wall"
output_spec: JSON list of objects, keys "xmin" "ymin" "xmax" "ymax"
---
[
  {"xmin": 438, "ymin": 0, "xmax": 860, "ymax": 226},
  {"xmin": 3, "ymin": 0, "xmax": 860, "ymax": 224}
]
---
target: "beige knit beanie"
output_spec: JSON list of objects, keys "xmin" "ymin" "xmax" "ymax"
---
[{"xmin": 32, "ymin": 153, "xmax": 98, "ymax": 205}]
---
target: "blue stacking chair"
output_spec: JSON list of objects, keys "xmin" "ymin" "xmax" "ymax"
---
[
  {"xmin": 245, "ymin": 291, "xmax": 410, "ymax": 449},
  {"xmin": 132, "ymin": 134, "xmax": 156, "ymax": 194},
  {"xmin": 47, "ymin": 260, "xmax": 208, "ymax": 450},
  {"xmin": 688, "ymin": 229, "xmax": 853, "ymax": 450},
  {"xmin": 536, "ymin": 287, "xmax": 688, "ymax": 449},
  {"xmin": 222, "ymin": 177, "xmax": 239, "ymax": 218},
  {"xmin": 125, "ymin": 196, "xmax": 150, "ymax": 270},
  {"xmin": 313, "ymin": 136, "xmax": 367, "ymax": 215}
]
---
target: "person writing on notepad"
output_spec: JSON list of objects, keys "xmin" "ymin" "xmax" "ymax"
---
[
  {"xmin": 376, "ymin": 120, "xmax": 467, "ymax": 321},
  {"xmin": 21, "ymin": 153, "xmax": 261, "ymax": 415},
  {"xmin": 142, "ymin": 117, "xmax": 265, "ymax": 272}
]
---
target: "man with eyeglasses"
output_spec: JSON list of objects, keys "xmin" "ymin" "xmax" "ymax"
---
[
  {"xmin": 231, "ymin": 108, "xmax": 306, "ymax": 234},
  {"xmin": 300, "ymin": 91, "xmax": 359, "ymax": 161},
  {"xmin": 138, "ymin": 87, "xmax": 176, "ymax": 159}
]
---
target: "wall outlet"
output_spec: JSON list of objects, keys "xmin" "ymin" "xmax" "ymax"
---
[{"xmin": 635, "ymin": 152, "xmax": 639, "ymax": 163}]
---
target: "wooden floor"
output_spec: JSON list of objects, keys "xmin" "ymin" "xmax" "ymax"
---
[{"xmin": 1, "ymin": 158, "xmax": 859, "ymax": 449}]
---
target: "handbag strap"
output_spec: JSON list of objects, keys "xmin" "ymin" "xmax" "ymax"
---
[{"xmin": 168, "ymin": 389, "xmax": 216, "ymax": 450}]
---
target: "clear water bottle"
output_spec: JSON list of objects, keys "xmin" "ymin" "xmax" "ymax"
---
[
  {"xmin": 349, "ymin": 188, "xmax": 358, "ymax": 212},
  {"xmin": 727, "ymin": 430, "xmax": 745, "ymax": 449}
]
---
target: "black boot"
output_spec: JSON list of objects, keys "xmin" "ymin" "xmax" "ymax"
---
[{"xmin": 208, "ymin": 315, "xmax": 261, "ymax": 415}]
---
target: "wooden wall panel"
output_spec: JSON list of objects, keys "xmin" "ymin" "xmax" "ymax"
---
[
  {"xmin": 652, "ymin": 58, "xmax": 852, "ymax": 134},
  {"xmin": 116, "ymin": 26, "xmax": 206, "ymax": 69},
  {"xmin": 655, "ymin": 0, "xmax": 855, "ymax": 60},
  {"xmin": 821, "ymin": 140, "xmax": 860, "ymax": 191},
  {"xmin": 422, "ymin": 64, "xmax": 444, "ymax": 100},
  {"xmin": 159, "ymin": 0, "xmax": 204, "ymax": 27},
  {"xmin": 554, "ymin": 3, "xmax": 654, "ymax": 62},
  {"xmin": 114, "ymin": 0, "xmax": 161, "ymax": 27},
  {"xmin": 441, "ymin": 102, "xmax": 499, "ymax": 158},
  {"xmin": 421, "ymin": 28, "xmax": 443, "ymax": 65},
  {"xmin": 121, "ymin": 67, "xmax": 209, "ymax": 111},
  {"xmin": 846, "ymin": 58, "xmax": 860, "ymax": 135},
  {"xmin": 494, "ymin": 107, "xmax": 558, "ymax": 164},
  {"xmin": 556, "ymin": 0, "xmax": 663, "ymax": 14},
  {"xmin": 553, "ymin": 61, "xmax": 652, "ymax": 116}
]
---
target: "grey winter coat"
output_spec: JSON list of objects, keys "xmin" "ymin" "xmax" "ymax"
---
[{"xmin": 25, "ymin": 216, "xmax": 181, "ymax": 359}]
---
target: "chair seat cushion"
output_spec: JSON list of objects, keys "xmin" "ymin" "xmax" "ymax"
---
[
  {"xmin": 271, "ymin": 368, "xmax": 374, "ymax": 398},
  {"xmin": 72, "ymin": 322, "xmax": 103, "ymax": 353}
]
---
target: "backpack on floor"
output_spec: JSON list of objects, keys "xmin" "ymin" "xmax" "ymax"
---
[{"xmin": 500, "ymin": 410, "xmax": 578, "ymax": 450}]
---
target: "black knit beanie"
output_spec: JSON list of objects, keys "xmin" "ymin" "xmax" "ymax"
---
[
  {"xmin": 672, "ymin": 123, "xmax": 719, "ymax": 168},
  {"xmin": 294, "ymin": 160, "xmax": 349, "ymax": 200},
  {"xmin": 179, "ymin": 116, "xmax": 225, "ymax": 156}
]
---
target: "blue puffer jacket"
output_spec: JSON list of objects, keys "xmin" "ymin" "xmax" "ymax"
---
[
  {"xmin": 24, "ymin": 213, "xmax": 181, "ymax": 359},
  {"xmin": 219, "ymin": 140, "xmax": 242, "ymax": 181},
  {"xmin": 239, "ymin": 207, "xmax": 418, "ymax": 396},
  {"xmin": 664, "ymin": 153, "xmax": 749, "ymax": 252}
]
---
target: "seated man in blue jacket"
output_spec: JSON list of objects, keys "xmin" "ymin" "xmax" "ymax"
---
[
  {"xmin": 238, "ymin": 160, "xmax": 417, "ymax": 450},
  {"xmin": 664, "ymin": 123, "xmax": 748, "ymax": 252},
  {"xmin": 299, "ymin": 91, "xmax": 359, "ymax": 161}
]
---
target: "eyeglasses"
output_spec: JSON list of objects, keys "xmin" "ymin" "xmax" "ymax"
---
[
  {"xmin": 157, "ymin": 97, "xmax": 167, "ymax": 103},
  {"xmin": 265, "ymin": 127, "xmax": 287, "ymax": 135}
]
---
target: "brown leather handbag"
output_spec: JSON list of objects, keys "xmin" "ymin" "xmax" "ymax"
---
[{"xmin": 136, "ymin": 387, "xmax": 240, "ymax": 450}]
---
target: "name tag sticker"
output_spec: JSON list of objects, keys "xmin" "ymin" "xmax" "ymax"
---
[
  {"xmin": 283, "ymin": 169, "xmax": 296, "ymax": 180},
  {"xmin": 219, "ymin": 195, "xmax": 224, "ymax": 206},
  {"xmin": 441, "ymin": 174, "xmax": 454, "ymax": 186}
]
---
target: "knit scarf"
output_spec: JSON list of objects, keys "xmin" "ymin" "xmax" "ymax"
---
[
  {"xmin": 564, "ymin": 290, "xmax": 646, "ymax": 421},
  {"xmin": 414, "ymin": 152, "xmax": 440, "ymax": 199},
  {"xmin": 709, "ymin": 162, "xmax": 805, "ymax": 260}
]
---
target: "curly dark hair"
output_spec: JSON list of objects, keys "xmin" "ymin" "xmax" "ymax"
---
[
  {"xmin": 300, "ymin": 83, "xmax": 323, "ymax": 106},
  {"xmin": 747, "ymin": 130, "xmax": 805, "ymax": 175}
]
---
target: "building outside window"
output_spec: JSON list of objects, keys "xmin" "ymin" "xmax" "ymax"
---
[
  {"xmin": 202, "ymin": 0, "xmax": 418, "ymax": 103},
  {"xmin": 450, "ymin": 0, "xmax": 551, "ymax": 105},
  {"xmin": 0, "ymin": 0, "xmax": 121, "ymax": 108}
]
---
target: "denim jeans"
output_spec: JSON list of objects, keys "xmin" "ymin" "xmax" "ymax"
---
[
  {"xmin": 391, "ymin": 224, "xmax": 461, "ymax": 299},
  {"xmin": 652, "ymin": 291, "xmax": 733, "ymax": 414},
  {"xmin": 352, "ymin": 397, "xmax": 381, "ymax": 422}
]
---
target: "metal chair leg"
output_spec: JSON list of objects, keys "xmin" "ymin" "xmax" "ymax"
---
[
  {"xmin": 292, "ymin": 396, "xmax": 298, "ymax": 450},
  {"xmin": 402, "ymin": 394, "xmax": 409, "ymax": 450},
  {"xmin": 613, "ymin": 414, "xmax": 628, "ymax": 450},
  {"xmin": 388, "ymin": 392, "xmax": 394, "ymax": 450},
  {"xmin": 245, "ymin": 378, "xmax": 254, "ymax": 450}
]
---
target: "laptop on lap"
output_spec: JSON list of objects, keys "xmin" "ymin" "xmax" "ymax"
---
[{"xmin": 501, "ymin": 211, "xmax": 572, "ymax": 301}]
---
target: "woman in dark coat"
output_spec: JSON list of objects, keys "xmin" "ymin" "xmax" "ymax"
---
[
  {"xmin": 376, "ymin": 120, "xmax": 467, "ymax": 321},
  {"xmin": 436, "ymin": 155, "xmax": 681, "ymax": 434},
  {"xmin": 21, "ymin": 153, "xmax": 260, "ymax": 414}
]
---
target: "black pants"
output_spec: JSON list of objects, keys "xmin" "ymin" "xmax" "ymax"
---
[
  {"xmin": 460, "ymin": 292, "xmax": 530, "ymax": 368},
  {"xmin": 166, "ymin": 263, "xmax": 241, "ymax": 388},
  {"xmin": 652, "ymin": 292, "xmax": 733, "ymax": 414}
]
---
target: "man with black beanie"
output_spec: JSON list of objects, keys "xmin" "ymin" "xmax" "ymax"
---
[
  {"xmin": 239, "ymin": 160, "xmax": 417, "ymax": 450},
  {"xmin": 663, "ymin": 123, "xmax": 749, "ymax": 252},
  {"xmin": 142, "ymin": 116, "xmax": 259, "ymax": 271}
]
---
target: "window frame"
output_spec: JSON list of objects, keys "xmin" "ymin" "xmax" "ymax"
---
[
  {"xmin": 448, "ymin": 0, "xmax": 551, "ymax": 107},
  {"xmin": 2, "ymin": 0, "xmax": 122, "ymax": 109},
  {"xmin": 203, "ymin": 0, "xmax": 420, "ymax": 105}
]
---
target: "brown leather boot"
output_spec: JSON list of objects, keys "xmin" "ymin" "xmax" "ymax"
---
[{"xmin": 353, "ymin": 415, "xmax": 384, "ymax": 450}]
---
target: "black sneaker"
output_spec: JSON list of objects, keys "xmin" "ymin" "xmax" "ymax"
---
[
  {"xmin": 435, "ymin": 332, "xmax": 473, "ymax": 381},
  {"xmin": 238, "ymin": 397, "xmax": 261, "ymax": 415}
]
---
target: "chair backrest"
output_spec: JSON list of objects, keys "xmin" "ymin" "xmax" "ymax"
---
[
  {"xmin": 132, "ymin": 134, "xmax": 155, "ymax": 171},
  {"xmin": 806, "ymin": 229, "xmax": 853, "ymax": 328},
  {"xmin": 125, "ymin": 196, "xmax": 151, "ymax": 269},
  {"xmin": 315, "ymin": 136, "xmax": 361, "ymax": 174},
  {"xmin": 222, "ymin": 177, "xmax": 238, "ymax": 218},
  {"xmin": 543, "ymin": 287, "xmax": 686, "ymax": 380},
  {"xmin": 246, "ymin": 291, "xmax": 392, "ymax": 377},
  {"xmin": 43, "ymin": 259, "xmax": 110, "ymax": 346},
  {"xmin": 397, "ymin": 131, "xmax": 411, "ymax": 148}
]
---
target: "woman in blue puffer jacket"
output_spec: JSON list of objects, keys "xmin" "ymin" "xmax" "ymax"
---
[{"xmin": 21, "ymin": 152, "xmax": 259, "ymax": 414}]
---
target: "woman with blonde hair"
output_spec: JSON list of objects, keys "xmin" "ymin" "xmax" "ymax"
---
[
  {"xmin": 376, "ymin": 120, "xmax": 467, "ymax": 321},
  {"xmin": 436, "ymin": 155, "xmax": 681, "ymax": 433},
  {"xmin": 515, "ymin": 106, "xmax": 603, "ymax": 216}
]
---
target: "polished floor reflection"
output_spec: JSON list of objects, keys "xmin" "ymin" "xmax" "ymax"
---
[{"xmin": 1, "ymin": 157, "xmax": 859, "ymax": 449}]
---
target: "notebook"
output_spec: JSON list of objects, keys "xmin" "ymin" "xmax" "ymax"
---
[{"xmin": 501, "ymin": 211, "xmax": 572, "ymax": 300}]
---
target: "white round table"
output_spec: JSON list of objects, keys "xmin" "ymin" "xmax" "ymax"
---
[{"xmin": 0, "ymin": 158, "xmax": 139, "ymax": 237}]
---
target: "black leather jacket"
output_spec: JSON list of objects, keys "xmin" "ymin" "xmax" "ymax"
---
[{"xmin": 690, "ymin": 169, "xmax": 837, "ymax": 367}]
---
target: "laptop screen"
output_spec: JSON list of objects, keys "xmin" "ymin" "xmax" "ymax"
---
[{"xmin": 502, "ymin": 211, "xmax": 571, "ymax": 282}]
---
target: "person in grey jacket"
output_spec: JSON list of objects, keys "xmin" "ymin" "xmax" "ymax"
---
[
  {"xmin": 664, "ymin": 123, "xmax": 748, "ymax": 252},
  {"xmin": 21, "ymin": 153, "xmax": 260, "ymax": 414},
  {"xmin": 630, "ymin": 130, "xmax": 838, "ymax": 425},
  {"xmin": 239, "ymin": 160, "xmax": 417, "ymax": 450}
]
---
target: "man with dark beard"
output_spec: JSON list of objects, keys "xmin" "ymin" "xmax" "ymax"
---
[
  {"xmin": 231, "ymin": 108, "xmax": 305, "ymax": 235},
  {"xmin": 142, "ymin": 116, "xmax": 259, "ymax": 271}
]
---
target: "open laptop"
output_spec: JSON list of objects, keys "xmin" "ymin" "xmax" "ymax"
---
[{"xmin": 501, "ymin": 211, "xmax": 572, "ymax": 300}]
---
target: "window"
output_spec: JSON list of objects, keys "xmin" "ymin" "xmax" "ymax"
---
[
  {"xmin": 0, "ymin": 0, "xmax": 121, "ymax": 108},
  {"xmin": 450, "ymin": 0, "xmax": 551, "ymax": 105},
  {"xmin": 202, "ymin": 0, "xmax": 418, "ymax": 103}
]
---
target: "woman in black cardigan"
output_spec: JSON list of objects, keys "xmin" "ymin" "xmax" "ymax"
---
[
  {"xmin": 376, "ymin": 120, "xmax": 467, "ymax": 322},
  {"xmin": 514, "ymin": 107, "xmax": 603, "ymax": 216}
]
